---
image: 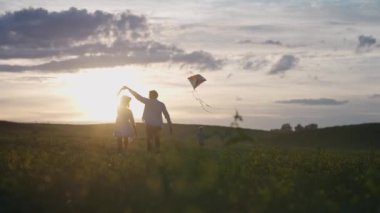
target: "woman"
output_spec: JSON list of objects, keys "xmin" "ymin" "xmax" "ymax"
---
[{"xmin": 114, "ymin": 96, "xmax": 137, "ymax": 153}]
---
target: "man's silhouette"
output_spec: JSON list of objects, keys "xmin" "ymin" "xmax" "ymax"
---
[{"xmin": 122, "ymin": 86, "xmax": 172, "ymax": 153}]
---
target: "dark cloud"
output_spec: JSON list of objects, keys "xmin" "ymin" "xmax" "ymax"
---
[
  {"xmin": 276, "ymin": 98, "xmax": 348, "ymax": 106},
  {"xmin": 237, "ymin": 39, "xmax": 282, "ymax": 46},
  {"xmin": 243, "ymin": 59, "xmax": 268, "ymax": 71},
  {"xmin": 262, "ymin": 40, "xmax": 282, "ymax": 46},
  {"xmin": 0, "ymin": 8, "xmax": 223, "ymax": 72},
  {"xmin": 172, "ymin": 50, "xmax": 223, "ymax": 70},
  {"xmin": 0, "ymin": 7, "xmax": 148, "ymax": 48},
  {"xmin": 268, "ymin": 55, "xmax": 298, "ymax": 75},
  {"xmin": 0, "ymin": 42, "xmax": 223, "ymax": 72},
  {"xmin": 356, "ymin": 35, "xmax": 376, "ymax": 53},
  {"xmin": 358, "ymin": 35, "xmax": 377, "ymax": 47},
  {"xmin": 0, "ymin": 42, "xmax": 110, "ymax": 59},
  {"xmin": 369, "ymin": 94, "xmax": 380, "ymax": 99},
  {"xmin": 243, "ymin": 61, "xmax": 254, "ymax": 69}
]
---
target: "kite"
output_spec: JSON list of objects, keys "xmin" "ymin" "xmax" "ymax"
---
[
  {"xmin": 188, "ymin": 74, "xmax": 206, "ymax": 89},
  {"xmin": 188, "ymin": 74, "xmax": 212, "ymax": 112}
]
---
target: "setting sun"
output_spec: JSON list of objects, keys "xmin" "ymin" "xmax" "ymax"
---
[{"xmin": 57, "ymin": 67, "xmax": 149, "ymax": 123}]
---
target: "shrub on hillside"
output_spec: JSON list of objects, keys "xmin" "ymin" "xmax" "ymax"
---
[
  {"xmin": 305, "ymin": 123, "xmax": 318, "ymax": 130},
  {"xmin": 281, "ymin": 123, "xmax": 293, "ymax": 132},
  {"xmin": 294, "ymin": 124, "xmax": 304, "ymax": 132}
]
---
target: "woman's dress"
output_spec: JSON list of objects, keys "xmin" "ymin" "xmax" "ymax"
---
[{"xmin": 115, "ymin": 107, "xmax": 135, "ymax": 137}]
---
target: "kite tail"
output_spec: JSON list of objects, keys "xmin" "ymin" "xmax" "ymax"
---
[{"xmin": 192, "ymin": 90, "xmax": 212, "ymax": 113}]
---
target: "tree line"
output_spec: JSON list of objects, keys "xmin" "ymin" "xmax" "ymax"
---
[{"xmin": 270, "ymin": 123, "xmax": 318, "ymax": 133}]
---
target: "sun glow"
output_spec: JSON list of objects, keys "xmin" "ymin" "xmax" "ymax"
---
[{"xmin": 57, "ymin": 67, "xmax": 149, "ymax": 123}]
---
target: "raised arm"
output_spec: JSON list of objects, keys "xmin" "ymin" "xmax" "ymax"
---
[
  {"xmin": 162, "ymin": 104, "xmax": 173, "ymax": 134},
  {"xmin": 122, "ymin": 86, "xmax": 149, "ymax": 104}
]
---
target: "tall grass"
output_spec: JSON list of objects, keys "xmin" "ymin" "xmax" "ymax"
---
[{"xmin": 0, "ymin": 122, "xmax": 379, "ymax": 212}]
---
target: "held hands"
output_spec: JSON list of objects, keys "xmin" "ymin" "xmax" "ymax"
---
[
  {"xmin": 121, "ymin": 86, "xmax": 130, "ymax": 91},
  {"xmin": 117, "ymin": 86, "xmax": 131, "ymax": 95}
]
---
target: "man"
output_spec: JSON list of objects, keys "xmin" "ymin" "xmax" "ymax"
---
[{"xmin": 122, "ymin": 86, "xmax": 172, "ymax": 153}]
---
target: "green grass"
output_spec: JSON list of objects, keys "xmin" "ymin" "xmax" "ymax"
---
[{"xmin": 0, "ymin": 121, "xmax": 379, "ymax": 212}]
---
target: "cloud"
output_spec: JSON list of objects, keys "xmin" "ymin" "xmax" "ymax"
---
[
  {"xmin": 268, "ymin": 55, "xmax": 298, "ymax": 75},
  {"xmin": 237, "ymin": 39, "xmax": 254, "ymax": 44},
  {"xmin": 238, "ymin": 24, "xmax": 280, "ymax": 32},
  {"xmin": 0, "ymin": 7, "xmax": 148, "ymax": 48},
  {"xmin": 243, "ymin": 59, "xmax": 269, "ymax": 71},
  {"xmin": 0, "ymin": 41, "xmax": 223, "ymax": 72},
  {"xmin": 276, "ymin": 98, "xmax": 349, "ymax": 106},
  {"xmin": 10, "ymin": 76, "xmax": 54, "ymax": 82},
  {"xmin": 243, "ymin": 61, "xmax": 253, "ymax": 70},
  {"xmin": 0, "ymin": 8, "xmax": 223, "ymax": 72},
  {"xmin": 262, "ymin": 40, "xmax": 282, "ymax": 46},
  {"xmin": 356, "ymin": 35, "xmax": 377, "ymax": 53},
  {"xmin": 237, "ymin": 39, "xmax": 282, "ymax": 46},
  {"xmin": 172, "ymin": 50, "xmax": 224, "ymax": 70},
  {"xmin": 327, "ymin": 21, "xmax": 355, "ymax": 26},
  {"xmin": 369, "ymin": 94, "xmax": 380, "ymax": 99}
]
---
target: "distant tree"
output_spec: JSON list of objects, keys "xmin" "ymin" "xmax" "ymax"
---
[
  {"xmin": 294, "ymin": 124, "xmax": 304, "ymax": 132},
  {"xmin": 304, "ymin": 123, "xmax": 318, "ymax": 130},
  {"xmin": 226, "ymin": 110, "xmax": 253, "ymax": 145},
  {"xmin": 231, "ymin": 110, "xmax": 243, "ymax": 128},
  {"xmin": 281, "ymin": 123, "xmax": 293, "ymax": 132}
]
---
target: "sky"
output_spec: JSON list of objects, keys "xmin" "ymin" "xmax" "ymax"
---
[{"xmin": 0, "ymin": 0, "xmax": 379, "ymax": 130}]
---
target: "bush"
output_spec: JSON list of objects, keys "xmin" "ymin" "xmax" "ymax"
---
[
  {"xmin": 295, "ymin": 124, "xmax": 304, "ymax": 132},
  {"xmin": 305, "ymin": 123, "xmax": 318, "ymax": 130},
  {"xmin": 281, "ymin": 123, "xmax": 293, "ymax": 132}
]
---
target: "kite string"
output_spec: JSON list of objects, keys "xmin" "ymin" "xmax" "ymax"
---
[{"xmin": 192, "ymin": 90, "xmax": 212, "ymax": 113}]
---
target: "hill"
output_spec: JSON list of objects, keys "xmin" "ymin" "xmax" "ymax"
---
[
  {"xmin": 0, "ymin": 121, "xmax": 379, "ymax": 212},
  {"xmin": 0, "ymin": 121, "xmax": 379, "ymax": 150}
]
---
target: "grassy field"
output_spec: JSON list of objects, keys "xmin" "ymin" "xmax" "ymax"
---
[{"xmin": 0, "ymin": 121, "xmax": 379, "ymax": 212}]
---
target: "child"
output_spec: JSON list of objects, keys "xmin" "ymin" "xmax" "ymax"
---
[
  {"xmin": 114, "ymin": 96, "xmax": 137, "ymax": 153},
  {"xmin": 197, "ymin": 126, "xmax": 205, "ymax": 147}
]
